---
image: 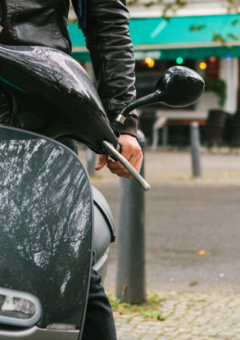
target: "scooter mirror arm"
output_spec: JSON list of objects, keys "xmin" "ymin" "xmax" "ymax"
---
[
  {"xmin": 102, "ymin": 140, "xmax": 151, "ymax": 192},
  {"xmin": 111, "ymin": 91, "xmax": 162, "ymax": 137}
]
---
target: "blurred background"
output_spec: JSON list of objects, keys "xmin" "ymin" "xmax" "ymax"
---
[
  {"xmin": 69, "ymin": 0, "xmax": 240, "ymax": 150},
  {"xmin": 69, "ymin": 0, "xmax": 240, "ymax": 294},
  {"xmin": 69, "ymin": 1, "xmax": 240, "ymax": 338}
]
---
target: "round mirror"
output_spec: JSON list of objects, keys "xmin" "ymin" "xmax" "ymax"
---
[
  {"xmin": 156, "ymin": 66, "xmax": 205, "ymax": 107},
  {"xmin": 112, "ymin": 66, "xmax": 205, "ymax": 137}
]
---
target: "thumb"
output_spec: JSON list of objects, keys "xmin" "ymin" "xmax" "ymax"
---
[{"xmin": 95, "ymin": 155, "xmax": 108, "ymax": 171}]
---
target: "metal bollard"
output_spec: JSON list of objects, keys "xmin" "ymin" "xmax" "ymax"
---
[
  {"xmin": 86, "ymin": 147, "xmax": 96, "ymax": 177},
  {"xmin": 162, "ymin": 124, "xmax": 168, "ymax": 148},
  {"xmin": 116, "ymin": 130, "xmax": 146, "ymax": 304},
  {"xmin": 191, "ymin": 122, "xmax": 202, "ymax": 178}
]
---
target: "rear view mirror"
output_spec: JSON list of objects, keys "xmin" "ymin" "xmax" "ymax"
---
[
  {"xmin": 112, "ymin": 66, "xmax": 205, "ymax": 137},
  {"xmin": 155, "ymin": 66, "xmax": 205, "ymax": 107}
]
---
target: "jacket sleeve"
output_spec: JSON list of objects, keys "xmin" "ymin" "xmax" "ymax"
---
[{"xmin": 72, "ymin": 0, "xmax": 139, "ymax": 139}]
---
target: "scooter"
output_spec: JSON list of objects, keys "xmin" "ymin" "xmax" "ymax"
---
[{"xmin": 0, "ymin": 44, "xmax": 204, "ymax": 339}]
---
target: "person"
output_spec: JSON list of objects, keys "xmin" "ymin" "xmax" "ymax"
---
[{"xmin": 0, "ymin": 0, "xmax": 143, "ymax": 339}]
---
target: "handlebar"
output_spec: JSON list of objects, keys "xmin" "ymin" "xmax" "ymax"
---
[{"xmin": 102, "ymin": 141, "xmax": 151, "ymax": 192}]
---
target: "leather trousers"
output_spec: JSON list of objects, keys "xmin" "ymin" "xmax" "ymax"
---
[
  {"xmin": 58, "ymin": 138, "xmax": 117, "ymax": 340},
  {"xmin": 82, "ymin": 268, "xmax": 117, "ymax": 340}
]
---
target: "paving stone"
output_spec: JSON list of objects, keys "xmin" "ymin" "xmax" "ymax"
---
[{"xmin": 114, "ymin": 292, "xmax": 240, "ymax": 340}]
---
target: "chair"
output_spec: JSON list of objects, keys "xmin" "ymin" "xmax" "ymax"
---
[
  {"xmin": 231, "ymin": 111, "xmax": 240, "ymax": 147},
  {"xmin": 206, "ymin": 109, "xmax": 230, "ymax": 148}
]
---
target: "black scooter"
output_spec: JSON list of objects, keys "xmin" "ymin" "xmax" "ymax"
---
[{"xmin": 0, "ymin": 44, "xmax": 204, "ymax": 339}]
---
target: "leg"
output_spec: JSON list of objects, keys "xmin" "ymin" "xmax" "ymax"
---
[
  {"xmin": 57, "ymin": 138, "xmax": 116, "ymax": 339},
  {"xmin": 82, "ymin": 269, "xmax": 117, "ymax": 340}
]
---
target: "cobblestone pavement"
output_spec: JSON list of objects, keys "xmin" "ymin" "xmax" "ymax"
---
[{"xmin": 114, "ymin": 292, "xmax": 240, "ymax": 340}]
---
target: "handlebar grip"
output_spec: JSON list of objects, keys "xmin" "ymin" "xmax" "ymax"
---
[{"xmin": 102, "ymin": 141, "xmax": 150, "ymax": 192}]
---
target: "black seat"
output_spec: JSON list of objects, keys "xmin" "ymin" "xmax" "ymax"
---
[{"xmin": 0, "ymin": 44, "xmax": 118, "ymax": 154}]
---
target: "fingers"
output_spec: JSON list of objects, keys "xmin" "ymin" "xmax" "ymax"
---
[
  {"xmin": 106, "ymin": 161, "xmax": 125, "ymax": 171},
  {"xmin": 107, "ymin": 148, "xmax": 143, "ymax": 179},
  {"xmin": 107, "ymin": 160, "xmax": 133, "ymax": 179},
  {"xmin": 120, "ymin": 142, "xmax": 133, "ymax": 162},
  {"xmin": 95, "ymin": 155, "xmax": 108, "ymax": 171},
  {"xmin": 132, "ymin": 152, "xmax": 143, "ymax": 173},
  {"xmin": 95, "ymin": 136, "xmax": 144, "ymax": 179}
]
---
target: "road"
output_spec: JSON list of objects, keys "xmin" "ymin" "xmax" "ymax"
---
[{"xmin": 93, "ymin": 182, "xmax": 240, "ymax": 293}]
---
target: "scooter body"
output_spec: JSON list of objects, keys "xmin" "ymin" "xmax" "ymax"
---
[
  {"xmin": 0, "ymin": 44, "xmax": 122, "ymax": 339},
  {"xmin": 0, "ymin": 44, "xmax": 119, "ymax": 154},
  {"xmin": 0, "ymin": 125, "xmax": 114, "ymax": 339},
  {"xmin": 0, "ymin": 43, "xmax": 204, "ymax": 339}
]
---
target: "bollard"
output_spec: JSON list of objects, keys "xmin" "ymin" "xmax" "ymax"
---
[
  {"xmin": 162, "ymin": 125, "xmax": 168, "ymax": 148},
  {"xmin": 191, "ymin": 122, "xmax": 202, "ymax": 178},
  {"xmin": 86, "ymin": 147, "xmax": 96, "ymax": 177},
  {"xmin": 116, "ymin": 130, "xmax": 146, "ymax": 304}
]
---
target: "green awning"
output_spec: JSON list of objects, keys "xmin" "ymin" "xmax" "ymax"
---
[{"xmin": 69, "ymin": 14, "xmax": 240, "ymax": 61}]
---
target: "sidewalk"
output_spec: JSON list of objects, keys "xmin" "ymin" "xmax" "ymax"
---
[{"xmin": 114, "ymin": 292, "xmax": 240, "ymax": 340}]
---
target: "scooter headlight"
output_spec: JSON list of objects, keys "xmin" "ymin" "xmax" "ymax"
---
[{"xmin": 0, "ymin": 288, "xmax": 42, "ymax": 327}]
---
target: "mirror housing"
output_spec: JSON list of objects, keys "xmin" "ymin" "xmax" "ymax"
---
[
  {"xmin": 112, "ymin": 66, "xmax": 205, "ymax": 137},
  {"xmin": 156, "ymin": 66, "xmax": 205, "ymax": 107}
]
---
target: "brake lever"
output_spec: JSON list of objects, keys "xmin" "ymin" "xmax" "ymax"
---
[
  {"xmin": 108, "ymin": 143, "xmax": 121, "ymax": 163},
  {"xmin": 102, "ymin": 141, "xmax": 150, "ymax": 192}
]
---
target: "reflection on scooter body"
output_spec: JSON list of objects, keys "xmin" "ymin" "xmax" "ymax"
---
[
  {"xmin": 0, "ymin": 126, "xmax": 115, "ymax": 339},
  {"xmin": 0, "ymin": 44, "xmax": 204, "ymax": 339}
]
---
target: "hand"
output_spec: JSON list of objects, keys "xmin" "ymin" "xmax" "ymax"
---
[{"xmin": 95, "ymin": 135, "xmax": 143, "ymax": 178}]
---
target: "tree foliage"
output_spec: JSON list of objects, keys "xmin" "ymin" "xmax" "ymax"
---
[
  {"xmin": 126, "ymin": 0, "xmax": 240, "ymax": 43},
  {"xmin": 127, "ymin": 0, "xmax": 240, "ymax": 18},
  {"xmin": 226, "ymin": 0, "xmax": 240, "ymax": 13}
]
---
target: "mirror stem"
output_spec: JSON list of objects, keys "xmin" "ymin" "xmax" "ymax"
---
[{"xmin": 111, "ymin": 90, "xmax": 162, "ymax": 137}]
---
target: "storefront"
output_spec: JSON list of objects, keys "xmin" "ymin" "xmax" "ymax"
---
[{"xmin": 68, "ymin": 13, "xmax": 240, "ymax": 145}]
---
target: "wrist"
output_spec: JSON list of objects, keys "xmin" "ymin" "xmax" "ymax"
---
[{"xmin": 120, "ymin": 115, "xmax": 138, "ymax": 140}]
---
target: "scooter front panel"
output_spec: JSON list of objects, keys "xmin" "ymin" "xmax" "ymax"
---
[{"xmin": 0, "ymin": 126, "xmax": 93, "ymax": 331}]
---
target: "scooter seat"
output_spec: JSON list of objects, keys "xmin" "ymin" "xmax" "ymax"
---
[{"xmin": 0, "ymin": 44, "xmax": 118, "ymax": 154}]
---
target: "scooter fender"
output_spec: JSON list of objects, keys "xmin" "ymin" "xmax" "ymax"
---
[{"xmin": 92, "ymin": 186, "xmax": 115, "ymax": 284}]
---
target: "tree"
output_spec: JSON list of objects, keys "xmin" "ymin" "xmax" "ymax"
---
[
  {"xmin": 127, "ymin": 0, "xmax": 240, "ymax": 44},
  {"xmin": 127, "ymin": 0, "xmax": 240, "ymax": 18}
]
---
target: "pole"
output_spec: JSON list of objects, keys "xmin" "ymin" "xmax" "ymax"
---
[
  {"xmin": 191, "ymin": 122, "xmax": 202, "ymax": 178},
  {"xmin": 152, "ymin": 117, "xmax": 167, "ymax": 151},
  {"xmin": 116, "ymin": 130, "xmax": 146, "ymax": 304},
  {"xmin": 162, "ymin": 125, "xmax": 168, "ymax": 148},
  {"xmin": 86, "ymin": 147, "xmax": 96, "ymax": 177}
]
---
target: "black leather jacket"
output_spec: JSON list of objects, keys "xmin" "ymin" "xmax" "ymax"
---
[{"xmin": 0, "ymin": 0, "xmax": 138, "ymax": 138}]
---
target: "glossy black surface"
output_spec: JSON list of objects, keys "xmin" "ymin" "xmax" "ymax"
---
[
  {"xmin": 0, "ymin": 126, "xmax": 93, "ymax": 328},
  {"xmin": 0, "ymin": 45, "xmax": 118, "ymax": 154},
  {"xmin": 117, "ymin": 66, "xmax": 205, "ymax": 121},
  {"xmin": 156, "ymin": 66, "xmax": 205, "ymax": 107},
  {"xmin": 1, "ymin": 0, "xmax": 138, "ymax": 139}
]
